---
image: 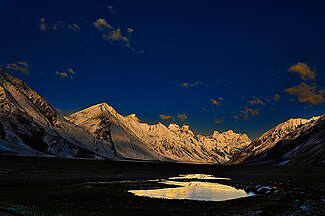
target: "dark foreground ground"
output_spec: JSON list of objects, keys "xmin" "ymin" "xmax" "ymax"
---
[{"xmin": 0, "ymin": 156, "xmax": 324, "ymax": 216}]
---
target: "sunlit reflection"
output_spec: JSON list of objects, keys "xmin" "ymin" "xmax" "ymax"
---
[
  {"xmin": 168, "ymin": 174, "xmax": 231, "ymax": 180},
  {"xmin": 129, "ymin": 174, "xmax": 252, "ymax": 201}
]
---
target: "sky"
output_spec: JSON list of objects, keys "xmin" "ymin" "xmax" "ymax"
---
[{"xmin": 1, "ymin": 0, "xmax": 325, "ymax": 139}]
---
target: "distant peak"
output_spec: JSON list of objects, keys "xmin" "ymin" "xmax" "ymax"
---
[
  {"xmin": 181, "ymin": 124, "xmax": 191, "ymax": 131},
  {"xmin": 126, "ymin": 114, "xmax": 139, "ymax": 121},
  {"xmin": 91, "ymin": 102, "xmax": 114, "ymax": 110},
  {"xmin": 95, "ymin": 102, "xmax": 110, "ymax": 107},
  {"xmin": 276, "ymin": 117, "xmax": 317, "ymax": 130},
  {"xmin": 168, "ymin": 123, "xmax": 180, "ymax": 131},
  {"xmin": 212, "ymin": 131, "xmax": 220, "ymax": 136},
  {"xmin": 74, "ymin": 102, "xmax": 118, "ymax": 117},
  {"xmin": 212, "ymin": 130, "xmax": 250, "ymax": 140}
]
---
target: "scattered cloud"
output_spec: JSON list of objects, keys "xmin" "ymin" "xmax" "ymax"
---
[
  {"xmin": 177, "ymin": 113, "xmax": 188, "ymax": 122},
  {"xmin": 93, "ymin": 18, "xmax": 135, "ymax": 50},
  {"xmin": 201, "ymin": 107, "xmax": 209, "ymax": 112},
  {"xmin": 247, "ymin": 96, "xmax": 266, "ymax": 106},
  {"xmin": 105, "ymin": 28, "xmax": 130, "ymax": 44},
  {"xmin": 55, "ymin": 68, "xmax": 76, "ymax": 79},
  {"xmin": 159, "ymin": 114, "xmax": 173, "ymax": 120},
  {"xmin": 285, "ymin": 82, "xmax": 324, "ymax": 105},
  {"xmin": 288, "ymin": 62, "xmax": 316, "ymax": 81},
  {"xmin": 270, "ymin": 108, "xmax": 277, "ymax": 112},
  {"xmin": 273, "ymin": 94, "xmax": 281, "ymax": 101},
  {"xmin": 107, "ymin": 5, "xmax": 116, "ymax": 13},
  {"xmin": 127, "ymin": 28, "xmax": 134, "ymax": 34},
  {"xmin": 55, "ymin": 71, "xmax": 68, "ymax": 79},
  {"xmin": 93, "ymin": 18, "xmax": 113, "ymax": 31},
  {"xmin": 234, "ymin": 108, "xmax": 259, "ymax": 120},
  {"xmin": 67, "ymin": 24, "xmax": 80, "ymax": 31},
  {"xmin": 211, "ymin": 98, "xmax": 222, "ymax": 107},
  {"xmin": 159, "ymin": 113, "xmax": 189, "ymax": 122},
  {"xmin": 39, "ymin": 17, "xmax": 80, "ymax": 32},
  {"xmin": 67, "ymin": 68, "xmax": 75, "ymax": 75},
  {"xmin": 39, "ymin": 18, "xmax": 46, "ymax": 31},
  {"xmin": 6, "ymin": 61, "xmax": 31, "ymax": 75},
  {"xmin": 213, "ymin": 118, "xmax": 223, "ymax": 124},
  {"xmin": 180, "ymin": 81, "xmax": 203, "ymax": 88}
]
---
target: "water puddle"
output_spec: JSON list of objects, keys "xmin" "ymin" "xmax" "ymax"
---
[{"xmin": 128, "ymin": 174, "xmax": 254, "ymax": 201}]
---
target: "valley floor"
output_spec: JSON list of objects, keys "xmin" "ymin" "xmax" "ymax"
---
[{"xmin": 0, "ymin": 156, "xmax": 324, "ymax": 216}]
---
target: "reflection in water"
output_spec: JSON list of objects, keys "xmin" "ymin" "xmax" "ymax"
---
[
  {"xmin": 129, "ymin": 174, "xmax": 253, "ymax": 201},
  {"xmin": 169, "ymin": 174, "xmax": 231, "ymax": 181}
]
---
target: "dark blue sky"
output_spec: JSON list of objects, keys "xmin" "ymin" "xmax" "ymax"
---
[{"xmin": 1, "ymin": 0, "xmax": 325, "ymax": 138}]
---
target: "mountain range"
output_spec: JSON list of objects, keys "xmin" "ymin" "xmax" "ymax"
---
[{"xmin": 0, "ymin": 69, "xmax": 324, "ymax": 165}]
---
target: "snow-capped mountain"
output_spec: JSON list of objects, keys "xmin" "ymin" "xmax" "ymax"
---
[
  {"xmin": 0, "ymin": 70, "xmax": 251, "ymax": 163},
  {"xmin": 0, "ymin": 69, "xmax": 117, "ymax": 159},
  {"xmin": 230, "ymin": 116, "xmax": 325, "ymax": 165},
  {"xmin": 67, "ymin": 103, "xmax": 251, "ymax": 163},
  {"xmin": 1, "ymin": 69, "xmax": 324, "ymax": 165}
]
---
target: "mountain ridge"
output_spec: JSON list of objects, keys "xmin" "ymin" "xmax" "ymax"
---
[
  {"xmin": 67, "ymin": 102, "xmax": 252, "ymax": 163},
  {"xmin": 1, "ymin": 70, "xmax": 324, "ymax": 165},
  {"xmin": 0, "ymin": 69, "xmax": 118, "ymax": 159},
  {"xmin": 230, "ymin": 115, "xmax": 325, "ymax": 165}
]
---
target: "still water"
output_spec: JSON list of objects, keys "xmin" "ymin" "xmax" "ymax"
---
[{"xmin": 129, "ymin": 174, "xmax": 254, "ymax": 201}]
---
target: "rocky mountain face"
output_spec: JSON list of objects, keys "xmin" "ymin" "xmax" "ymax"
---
[
  {"xmin": 0, "ymin": 69, "xmax": 117, "ymax": 159},
  {"xmin": 230, "ymin": 116, "xmax": 325, "ymax": 165},
  {"xmin": 67, "ymin": 103, "xmax": 251, "ymax": 163}
]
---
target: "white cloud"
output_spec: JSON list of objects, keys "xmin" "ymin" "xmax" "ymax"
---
[
  {"xmin": 285, "ymin": 83, "xmax": 324, "ymax": 105},
  {"xmin": 68, "ymin": 68, "xmax": 75, "ymax": 75},
  {"xmin": 93, "ymin": 18, "xmax": 136, "ymax": 51},
  {"xmin": 39, "ymin": 18, "xmax": 46, "ymax": 31},
  {"xmin": 40, "ymin": 17, "xmax": 80, "ymax": 32},
  {"xmin": 55, "ymin": 71, "xmax": 68, "ymax": 78},
  {"xmin": 160, "ymin": 114, "xmax": 174, "ymax": 120},
  {"xmin": 211, "ymin": 98, "xmax": 222, "ymax": 107},
  {"xmin": 234, "ymin": 108, "xmax": 260, "ymax": 120},
  {"xmin": 55, "ymin": 68, "xmax": 76, "ymax": 79},
  {"xmin": 177, "ymin": 113, "xmax": 188, "ymax": 122},
  {"xmin": 127, "ymin": 28, "xmax": 134, "ymax": 34},
  {"xmin": 6, "ymin": 61, "xmax": 31, "ymax": 76},
  {"xmin": 213, "ymin": 118, "xmax": 223, "ymax": 124},
  {"xmin": 288, "ymin": 62, "xmax": 316, "ymax": 81},
  {"xmin": 180, "ymin": 81, "xmax": 203, "ymax": 88},
  {"xmin": 107, "ymin": 5, "xmax": 116, "ymax": 13},
  {"xmin": 93, "ymin": 18, "xmax": 113, "ymax": 31},
  {"xmin": 68, "ymin": 24, "xmax": 80, "ymax": 31},
  {"xmin": 247, "ymin": 96, "xmax": 266, "ymax": 105},
  {"xmin": 273, "ymin": 94, "xmax": 281, "ymax": 101}
]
